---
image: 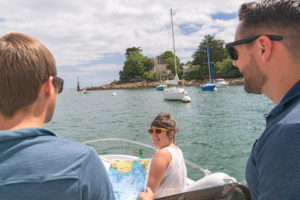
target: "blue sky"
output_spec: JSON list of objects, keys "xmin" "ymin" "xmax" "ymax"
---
[{"xmin": 0, "ymin": 0, "xmax": 250, "ymax": 88}]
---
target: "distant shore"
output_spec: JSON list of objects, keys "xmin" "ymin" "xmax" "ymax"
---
[{"xmin": 83, "ymin": 78, "xmax": 244, "ymax": 91}]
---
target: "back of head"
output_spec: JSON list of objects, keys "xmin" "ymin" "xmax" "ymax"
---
[
  {"xmin": 151, "ymin": 112, "xmax": 178, "ymax": 133},
  {"xmin": 239, "ymin": 0, "xmax": 300, "ymax": 60},
  {"xmin": 0, "ymin": 33, "xmax": 56, "ymax": 118}
]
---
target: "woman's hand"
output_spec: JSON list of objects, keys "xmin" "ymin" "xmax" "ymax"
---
[{"xmin": 139, "ymin": 187, "xmax": 154, "ymax": 200}]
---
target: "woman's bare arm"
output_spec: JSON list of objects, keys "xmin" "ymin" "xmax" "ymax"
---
[{"xmin": 146, "ymin": 149, "xmax": 172, "ymax": 194}]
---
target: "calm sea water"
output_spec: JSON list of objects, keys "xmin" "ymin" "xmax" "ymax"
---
[{"xmin": 45, "ymin": 85, "xmax": 274, "ymax": 182}]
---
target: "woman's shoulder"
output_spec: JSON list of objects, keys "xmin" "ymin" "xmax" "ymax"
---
[
  {"xmin": 155, "ymin": 148, "xmax": 172, "ymax": 156},
  {"xmin": 153, "ymin": 148, "xmax": 172, "ymax": 162},
  {"xmin": 162, "ymin": 145, "xmax": 182, "ymax": 154}
]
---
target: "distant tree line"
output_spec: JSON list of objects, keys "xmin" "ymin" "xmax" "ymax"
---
[{"xmin": 119, "ymin": 35, "xmax": 241, "ymax": 82}]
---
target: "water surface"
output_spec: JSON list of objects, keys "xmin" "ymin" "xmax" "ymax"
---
[{"xmin": 45, "ymin": 85, "xmax": 274, "ymax": 181}]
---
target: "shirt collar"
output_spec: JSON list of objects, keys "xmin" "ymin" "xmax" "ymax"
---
[
  {"xmin": 266, "ymin": 80, "xmax": 300, "ymax": 119},
  {"xmin": 0, "ymin": 127, "xmax": 58, "ymax": 142}
]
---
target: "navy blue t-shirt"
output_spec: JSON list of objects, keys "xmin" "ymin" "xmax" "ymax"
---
[
  {"xmin": 246, "ymin": 80, "xmax": 300, "ymax": 200},
  {"xmin": 0, "ymin": 128, "xmax": 115, "ymax": 200}
]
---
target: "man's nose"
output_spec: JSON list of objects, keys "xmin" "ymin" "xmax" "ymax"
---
[{"xmin": 232, "ymin": 60, "xmax": 238, "ymax": 67}]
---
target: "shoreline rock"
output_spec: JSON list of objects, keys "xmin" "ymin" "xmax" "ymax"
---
[{"xmin": 84, "ymin": 78, "xmax": 244, "ymax": 91}]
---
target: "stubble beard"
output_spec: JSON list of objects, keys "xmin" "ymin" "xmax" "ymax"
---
[{"xmin": 242, "ymin": 55, "xmax": 267, "ymax": 94}]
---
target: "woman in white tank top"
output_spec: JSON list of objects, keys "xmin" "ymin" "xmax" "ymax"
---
[{"xmin": 146, "ymin": 112, "xmax": 187, "ymax": 198}]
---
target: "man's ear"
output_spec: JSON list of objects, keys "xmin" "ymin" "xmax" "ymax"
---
[
  {"xmin": 257, "ymin": 35, "xmax": 273, "ymax": 63},
  {"xmin": 43, "ymin": 76, "xmax": 54, "ymax": 97}
]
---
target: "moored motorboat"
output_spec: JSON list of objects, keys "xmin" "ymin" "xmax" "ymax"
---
[
  {"xmin": 81, "ymin": 89, "xmax": 88, "ymax": 94},
  {"xmin": 216, "ymin": 79, "xmax": 229, "ymax": 88},
  {"xmin": 156, "ymin": 84, "xmax": 167, "ymax": 91}
]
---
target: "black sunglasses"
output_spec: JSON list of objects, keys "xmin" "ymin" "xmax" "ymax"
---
[
  {"xmin": 53, "ymin": 76, "xmax": 64, "ymax": 94},
  {"xmin": 225, "ymin": 34, "xmax": 283, "ymax": 60}
]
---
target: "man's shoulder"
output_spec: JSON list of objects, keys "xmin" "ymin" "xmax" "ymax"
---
[
  {"xmin": 38, "ymin": 134, "xmax": 97, "ymax": 160},
  {"xmin": 9, "ymin": 128, "xmax": 99, "ymax": 165},
  {"xmin": 50, "ymin": 136, "xmax": 92, "ymax": 152},
  {"xmin": 35, "ymin": 128, "xmax": 93, "ymax": 152},
  {"xmin": 0, "ymin": 128, "xmax": 102, "ymax": 183},
  {"xmin": 259, "ymin": 121, "xmax": 300, "ymax": 155},
  {"xmin": 269, "ymin": 99, "xmax": 300, "ymax": 132}
]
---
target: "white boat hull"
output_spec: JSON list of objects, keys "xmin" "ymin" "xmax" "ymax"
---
[
  {"xmin": 184, "ymin": 172, "xmax": 236, "ymax": 192},
  {"xmin": 215, "ymin": 79, "xmax": 229, "ymax": 88},
  {"xmin": 164, "ymin": 87, "xmax": 187, "ymax": 100},
  {"xmin": 216, "ymin": 83, "xmax": 229, "ymax": 88}
]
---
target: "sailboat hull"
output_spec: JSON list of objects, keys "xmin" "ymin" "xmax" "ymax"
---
[
  {"xmin": 164, "ymin": 87, "xmax": 187, "ymax": 100},
  {"xmin": 201, "ymin": 84, "xmax": 216, "ymax": 91}
]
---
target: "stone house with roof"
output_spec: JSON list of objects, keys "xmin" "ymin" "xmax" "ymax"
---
[{"xmin": 149, "ymin": 56, "xmax": 173, "ymax": 81}]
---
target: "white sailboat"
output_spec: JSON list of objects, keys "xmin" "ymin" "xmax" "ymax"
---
[{"xmin": 164, "ymin": 9, "xmax": 191, "ymax": 103}]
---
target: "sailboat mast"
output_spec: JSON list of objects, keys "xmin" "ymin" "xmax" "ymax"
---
[
  {"xmin": 206, "ymin": 41, "xmax": 212, "ymax": 84},
  {"xmin": 170, "ymin": 8, "xmax": 178, "ymax": 76}
]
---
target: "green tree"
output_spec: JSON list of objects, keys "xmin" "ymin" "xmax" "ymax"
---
[
  {"xmin": 144, "ymin": 58, "xmax": 155, "ymax": 72},
  {"xmin": 160, "ymin": 51, "xmax": 182, "ymax": 77},
  {"xmin": 192, "ymin": 35, "xmax": 227, "ymax": 68},
  {"xmin": 214, "ymin": 58, "xmax": 242, "ymax": 78},
  {"xmin": 143, "ymin": 72, "xmax": 156, "ymax": 81},
  {"xmin": 119, "ymin": 47, "xmax": 154, "ymax": 81},
  {"xmin": 125, "ymin": 47, "xmax": 143, "ymax": 58},
  {"xmin": 185, "ymin": 67, "xmax": 207, "ymax": 80},
  {"xmin": 185, "ymin": 61, "xmax": 193, "ymax": 67}
]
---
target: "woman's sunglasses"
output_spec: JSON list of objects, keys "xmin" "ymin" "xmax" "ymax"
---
[
  {"xmin": 148, "ymin": 128, "xmax": 170, "ymax": 135},
  {"xmin": 225, "ymin": 34, "xmax": 283, "ymax": 60},
  {"xmin": 53, "ymin": 76, "xmax": 64, "ymax": 94}
]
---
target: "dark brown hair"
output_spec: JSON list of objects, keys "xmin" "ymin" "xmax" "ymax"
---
[
  {"xmin": 0, "ymin": 32, "xmax": 57, "ymax": 117},
  {"xmin": 239, "ymin": 0, "xmax": 300, "ymax": 59},
  {"xmin": 151, "ymin": 112, "xmax": 178, "ymax": 134}
]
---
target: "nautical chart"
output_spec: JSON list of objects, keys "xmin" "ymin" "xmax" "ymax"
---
[{"xmin": 102, "ymin": 157, "xmax": 151, "ymax": 200}]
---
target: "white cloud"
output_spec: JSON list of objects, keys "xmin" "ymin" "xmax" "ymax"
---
[{"xmin": 0, "ymin": 0, "xmax": 252, "ymax": 88}]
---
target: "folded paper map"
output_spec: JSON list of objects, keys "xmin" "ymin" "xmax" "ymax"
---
[{"xmin": 101, "ymin": 157, "xmax": 151, "ymax": 200}]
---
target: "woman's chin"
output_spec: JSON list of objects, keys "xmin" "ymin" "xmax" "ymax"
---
[{"xmin": 152, "ymin": 141, "xmax": 159, "ymax": 147}]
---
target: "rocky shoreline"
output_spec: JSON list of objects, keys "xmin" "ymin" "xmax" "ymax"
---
[{"xmin": 84, "ymin": 78, "xmax": 244, "ymax": 91}]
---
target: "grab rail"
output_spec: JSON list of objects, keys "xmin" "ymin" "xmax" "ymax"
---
[{"xmin": 83, "ymin": 138, "xmax": 211, "ymax": 176}]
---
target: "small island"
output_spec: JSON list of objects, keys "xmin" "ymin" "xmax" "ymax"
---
[
  {"xmin": 84, "ymin": 78, "xmax": 244, "ymax": 91},
  {"xmin": 82, "ymin": 35, "xmax": 244, "ymax": 91}
]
